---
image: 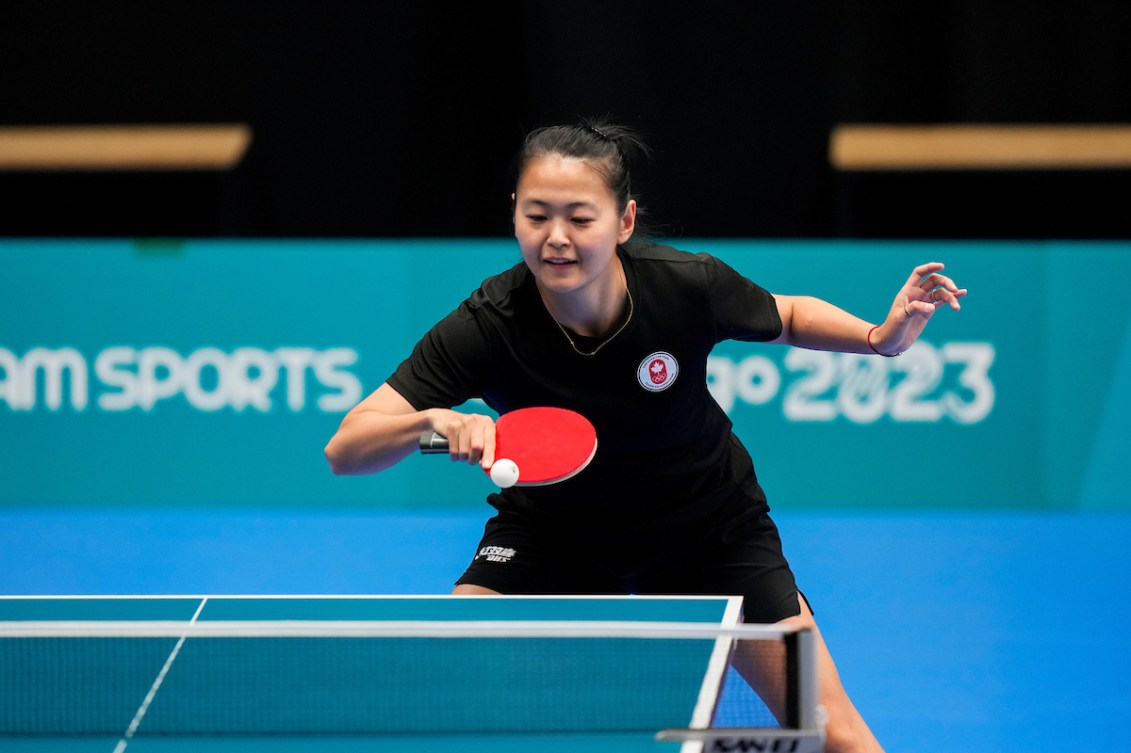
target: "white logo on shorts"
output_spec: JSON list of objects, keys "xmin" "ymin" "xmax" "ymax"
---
[
  {"xmin": 475, "ymin": 546, "xmax": 516, "ymax": 563},
  {"xmin": 637, "ymin": 351, "xmax": 679, "ymax": 392}
]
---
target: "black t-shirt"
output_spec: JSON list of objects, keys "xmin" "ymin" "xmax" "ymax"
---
[{"xmin": 388, "ymin": 242, "xmax": 783, "ymax": 540}]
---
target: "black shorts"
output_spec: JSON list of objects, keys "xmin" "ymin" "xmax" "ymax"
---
[{"xmin": 455, "ymin": 508, "xmax": 803, "ymax": 624}]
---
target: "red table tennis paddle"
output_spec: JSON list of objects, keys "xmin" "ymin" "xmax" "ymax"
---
[{"xmin": 420, "ymin": 407, "xmax": 597, "ymax": 488}]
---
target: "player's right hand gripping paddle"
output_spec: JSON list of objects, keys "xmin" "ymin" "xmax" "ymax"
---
[{"xmin": 419, "ymin": 407, "xmax": 597, "ymax": 488}]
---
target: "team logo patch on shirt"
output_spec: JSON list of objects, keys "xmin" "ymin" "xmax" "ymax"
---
[{"xmin": 637, "ymin": 352, "xmax": 679, "ymax": 392}]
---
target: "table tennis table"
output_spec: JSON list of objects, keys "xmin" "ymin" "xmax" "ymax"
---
[{"xmin": 1, "ymin": 595, "xmax": 824, "ymax": 752}]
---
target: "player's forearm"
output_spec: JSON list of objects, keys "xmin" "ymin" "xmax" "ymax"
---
[
  {"xmin": 778, "ymin": 295, "xmax": 874, "ymax": 354},
  {"xmin": 324, "ymin": 408, "xmax": 437, "ymax": 476}
]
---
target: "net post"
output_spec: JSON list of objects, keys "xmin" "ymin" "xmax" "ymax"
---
[{"xmin": 787, "ymin": 627, "xmax": 820, "ymax": 731}]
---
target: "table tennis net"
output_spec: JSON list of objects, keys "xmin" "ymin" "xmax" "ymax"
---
[{"xmin": 0, "ymin": 621, "xmax": 808, "ymax": 737}]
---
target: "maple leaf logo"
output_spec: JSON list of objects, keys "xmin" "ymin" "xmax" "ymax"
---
[{"xmin": 637, "ymin": 352, "xmax": 679, "ymax": 393}]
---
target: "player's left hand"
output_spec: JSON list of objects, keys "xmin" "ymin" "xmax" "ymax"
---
[{"xmin": 871, "ymin": 262, "xmax": 967, "ymax": 355}]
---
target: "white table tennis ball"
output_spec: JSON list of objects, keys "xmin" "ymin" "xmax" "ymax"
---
[{"xmin": 489, "ymin": 459, "xmax": 520, "ymax": 488}]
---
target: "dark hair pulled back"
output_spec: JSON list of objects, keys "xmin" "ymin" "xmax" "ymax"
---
[{"xmin": 514, "ymin": 119, "xmax": 651, "ymax": 219}]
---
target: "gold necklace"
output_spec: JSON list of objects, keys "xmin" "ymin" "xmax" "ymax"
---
[{"xmin": 551, "ymin": 286, "xmax": 634, "ymax": 357}]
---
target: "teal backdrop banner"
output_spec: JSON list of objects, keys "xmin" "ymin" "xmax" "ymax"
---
[{"xmin": 2, "ymin": 239, "xmax": 1128, "ymax": 511}]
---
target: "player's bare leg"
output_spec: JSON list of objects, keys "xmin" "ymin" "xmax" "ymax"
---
[{"xmin": 727, "ymin": 628, "xmax": 790, "ymax": 727}]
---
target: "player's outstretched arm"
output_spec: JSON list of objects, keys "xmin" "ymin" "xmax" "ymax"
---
[
  {"xmin": 771, "ymin": 262, "xmax": 966, "ymax": 356},
  {"xmin": 324, "ymin": 383, "xmax": 496, "ymax": 475}
]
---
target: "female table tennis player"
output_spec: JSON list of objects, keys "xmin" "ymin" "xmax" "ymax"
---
[{"xmin": 324, "ymin": 121, "xmax": 965, "ymax": 753}]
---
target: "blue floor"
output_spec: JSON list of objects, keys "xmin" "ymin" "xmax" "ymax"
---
[{"xmin": 2, "ymin": 508, "xmax": 1129, "ymax": 752}]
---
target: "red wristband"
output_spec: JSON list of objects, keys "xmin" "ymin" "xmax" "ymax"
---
[{"xmin": 867, "ymin": 325, "xmax": 901, "ymax": 357}]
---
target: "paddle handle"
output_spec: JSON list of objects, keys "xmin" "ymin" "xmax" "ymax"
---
[{"xmin": 419, "ymin": 431, "xmax": 450, "ymax": 454}]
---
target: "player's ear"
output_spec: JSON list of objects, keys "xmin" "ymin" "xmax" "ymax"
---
[
  {"xmin": 511, "ymin": 192, "xmax": 517, "ymax": 225},
  {"xmin": 618, "ymin": 199, "xmax": 636, "ymax": 243}
]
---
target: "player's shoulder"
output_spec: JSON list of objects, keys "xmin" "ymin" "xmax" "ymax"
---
[
  {"xmin": 624, "ymin": 240, "xmax": 708, "ymax": 264},
  {"xmin": 466, "ymin": 260, "xmax": 531, "ymax": 314},
  {"xmin": 623, "ymin": 241, "xmax": 729, "ymax": 284}
]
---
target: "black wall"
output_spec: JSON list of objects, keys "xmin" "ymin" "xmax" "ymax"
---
[{"xmin": 3, "ymin": 1, "xmax": 1130, "ymax": 238}]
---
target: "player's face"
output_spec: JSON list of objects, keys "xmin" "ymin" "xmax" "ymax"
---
[{"xmin": 513, "ymin": 155, "xmax": 636, "ymax": 297}]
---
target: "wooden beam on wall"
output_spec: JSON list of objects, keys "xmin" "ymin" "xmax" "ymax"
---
[
  {"xmin": 0, "ymin": 125, "xmax": 252, "ymax": 171},
  {"xmin": 830, "ymin": 124, "xmax": 1131, "ymax": 170}
]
